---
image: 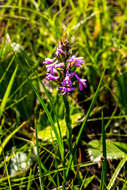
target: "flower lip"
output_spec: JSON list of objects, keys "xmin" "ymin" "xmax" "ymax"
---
[
  {"xmin": 67, "ymin": 56, "xmax": 84, "ymax": 67},
  {"xmin": 43, "ymin": 58, "xmax": 55, "ymax": 64},
  {"xmin": 55, "ymin": 62, "xmax": 64, "ymax": 68},
  {"xmin": 75, "ymin": 74, "xmax": 87, "ymax": 90},
  {"xmin": 62, "ymin": 70, "xmax": 73, "ymax": 87},
  {"xmin": 46, "ymin": 61, "xmax": 64, "ymax": 75},
  {"xmin": 46, "ymin": 62, "xmax": 57, "ymax": 74},
  {"xmin": 58, "ymin": 86, "xmax": 75, "ymax": 96},
  {"xmin": 79, "ymin": 79, "xmax": 87, "ymax": 91},
  {"xmin": 46, "ymin": 73, "xmax": 59, "ymax": 81},
  {"xmin": 56, "ymin": 49, "xmax": 64, "ymax": 57}
]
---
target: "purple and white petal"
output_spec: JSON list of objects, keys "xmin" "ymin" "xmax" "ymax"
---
[
  {"xmin": 59, "ymin": 87, "xmax": 75, "ymax": 95},
  {"xmin": 67, "ymin": 56, "xmax": 84, "ymax": 67},
  {"xmin": 62, "ymin": 70, "xmax": 73, "ymax": 87},
  {"xmin": 74, "ymin": 74, "xmax": 87, "ymax": 91},
  {"xmin": 43, "ymin": 58, "xmax": 55, "ymax": 64},
  {"xmin": 46, "ymin": 73, "xmax": 59, "ymax": 81},
  {"xmin": 56, "ymin": 49, "xmax": 64, "ymax": 57},
  {"xmin": 55, "ymin": 62, "xmax": 64, "ymax": 68},
  {"xmin": 46, "ymin": 61, "xmax": 63, "ymax": 74},
  {"xmin": 46, "ymin": 63, "xmax": 56, "ymax": 74}
]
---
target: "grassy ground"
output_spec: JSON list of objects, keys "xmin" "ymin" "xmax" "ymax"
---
[{"xmin": 0, "ymin": 0, "xmax": 127, "ymax": 189}]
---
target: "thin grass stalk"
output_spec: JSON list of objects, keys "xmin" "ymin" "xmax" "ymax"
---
[
  {"xmin": 35, "ymin": 121, "xmax": 44, "ymax": 190},
  {"xmin": 100, "ymin": 110, "xmax": 107, "ymax": 190},
  {"xmin": 53, "ymin": 145, "xmax": 60, "ymax": 189},
  {"xmin": 107, "ymin": 156, "xmax": 127, "ymax": 190},
  {"xmin": 27, "ymin": 168, "xmax": 32, "ymax": 190},
  {"xmin": 3, "ymin": 151, "xmax": 12, "ymax": 190},
  {"xmin": 0, "ymin": 122, "xmax": 26, "ymax": 156},
  {"xmin": 0, "ymin": 56, "xmax": 15, "ymax": 84}
]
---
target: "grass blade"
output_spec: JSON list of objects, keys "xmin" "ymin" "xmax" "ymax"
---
[
  {"xmin": 107, "ymin": 156, "xmax": 127, "ymax": 190},
  {"xmin": 3, "ymin": 150, "xmax": 12, "ymax": 190},
  {"xmin": 35, "ymin": 120, "xmax": 44, "ymax": 190},
  {"xmin": 0, "ymin": 56, "xmax": 15, "ymax": 84},
  {"xmin": 0, "ymin": 122, "xmax": 26, "ymax": 156},
  {"xmin": 100, "ymin": 110, "xmax": 107, "ymax": 190},
  {"xmin": 0, "ymin": 64, "xmax": 18, "ymax": 119}
]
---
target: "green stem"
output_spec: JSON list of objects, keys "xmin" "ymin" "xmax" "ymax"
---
[
  {"xmin": 100, "ymin": 110, "xmax": 107, "ymax": 190},
  {"xmin": 35, "ymin": 122, "xmax": 44, "ymax": 190},
  {"xmin": 63, "ymin": 95, "xmax": 73, "ymax": 189},
  {"xmin": 63, "ymin": 95, "xmax": 72, "ymax": 153}
]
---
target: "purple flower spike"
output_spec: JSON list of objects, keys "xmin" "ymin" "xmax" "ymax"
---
[
  {"xmin": 59, "ymin": 87, "xmax": 75, "ymax": 96},
  {"xmin": 43, "ymin": 58, "xmax": 55, "ymax": 64},
  {"xmin": 62, "ymin": 70, "xmax": 73, "ymax": 87},
  {"xmin": 46, "ymin": 73, "xmax": 59, "ymax": 81},
  {"xmin": 43, "ymin": 40, "xmax": 87, "ymax": 95},
  {"xmin": 67, "ymin": 56, "xmax": 84, "ymax": 67}
]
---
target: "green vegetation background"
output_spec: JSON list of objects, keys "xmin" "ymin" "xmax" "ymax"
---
[{"xmin": 0, "ymin": 0, "xmax": 127, "ymax": 189}]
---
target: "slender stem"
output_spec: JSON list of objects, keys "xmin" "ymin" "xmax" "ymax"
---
[
  {"xmin": 63, "ymin": 95, "xmax": 72, "ymax": 153},
  {"xmin": 100, "ymin": 110, "xmax": 107, "ymax": 190},
  {"xmin": 35, "ymin": 122, "xmax": 44, "ymax": 190},
  {"xmin": 63, "ymin": 95, "xmax": 73, "ymax": 189}
]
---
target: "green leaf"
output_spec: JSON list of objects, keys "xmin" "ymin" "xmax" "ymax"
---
[
  {"xmin": 38, "ymin": 113, "xmax": 83, "ymax": 142},
  {"xmin": 38, "ymin": 97, "xmax": 84, "ymax": 141},
  {"xmin": 88, "ymin": 140, "xmax": 127, "ymax": 162}
]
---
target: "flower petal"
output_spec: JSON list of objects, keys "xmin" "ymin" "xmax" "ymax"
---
[
  {"xmin": 46, "ymin": 74, "xmax": 59, "ymax": 81},
  {"xmin": 43, "ymin": 58, "xmax": 55, "ymax": 64}
]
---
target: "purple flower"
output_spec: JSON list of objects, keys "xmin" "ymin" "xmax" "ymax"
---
[
  {"xmin": 56, "ymin": 49, "xmax": 64, "ymax": 57},
  {"xmin": 46, "ymin": 62, "xmax": 64, "ymax": 75},
  {"xmin": 67, "ymin": 56, "xmax": 84, "ymax": 67},
  {"xmin": 75, "ymin": 74, "xmax": 87, "ymax": 91},
  {"xmin": 78, "ymin": 79, "xmax": 87, "ymax": 90},
  {"xmin": 56, "ymin": 42, "xmax": 64, "ymax": 57},
  {"xmin": 43, "ymin": 58, "xmax": 55, "ymax": 64},
  {"xmin": 58, "ymin": 87, "xmax": 75, "ymax": 96},
  {"xmin": 43, "ymin": 40, "xmax": 87, "ymax": 95},
  {"xmin": 46, "ymin": 73, "xmax": 59, "ymax": 81},
  {"xmin": 62, "ymin": 70, "xmax": 73, "ymax": 87},
  {"xmin": 55, "ymin": 62, "xmax": 64, "ymax": 69},
  {"xmin": 46, "ymin": 63, "xmax": 57, "ymax": 74}
]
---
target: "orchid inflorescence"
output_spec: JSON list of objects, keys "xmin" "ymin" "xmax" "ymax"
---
[{"xmin": 43, "ymin": 40, "xmax": 87, "ymax": 95}]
